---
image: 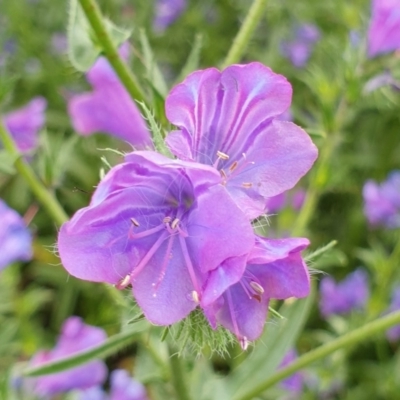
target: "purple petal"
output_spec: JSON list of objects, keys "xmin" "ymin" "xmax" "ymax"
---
[
  {"xmin": 0, "ymin": 200, "xmax": 32, "ymax": 270},
  {"xmin": 4, "ymin": 97, "xmax": 47, "ymax": 153},
  {"xmin": 368, "ymin": 0, "xmax": 400, "ymax": 57},
  {"xmin": 165, "ymin": 63, "xmax": 317, "ymax": 219},
  {"xmin": 153, "ymin": 0, "xmax": 186, "ymax": 32},
  {"xmin": 68, "ymin": 45, "xmax": 152, "ymax": 149},
  {"xmin": 279, "ymin": 349, "xmax": 304, "ymax": 393}
]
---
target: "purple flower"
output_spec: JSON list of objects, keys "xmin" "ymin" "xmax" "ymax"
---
[
  {"xmin": 363, "ymin": 171, "xmax": 400, "ymax": 228},
  {"xmin": 368, "ymin": 0, "xmax": 400, "ymax": 57},
  {"xmin": 265, "ymin": 193, "xmax": 286, "ymax": 213},
  {"xmin": 0, "ymin": 200, "xmax": 32, "ymax": 270},
  {"xmin": 51, "ymin": 32, "xmax": 67, "ymax": 54},
  {"xmin": 279, "ymin": 349, "xmax": 303, "ymax": 394},
  {"xmin": 77, "ymin": 370, "xmax": 147, "ymax": 400},
  {"xmin": 30, "ymin": 316, "xmax": 107, "ymax": 397},
  {"xmin": 202, "ymin": 237, "xmax": 310, "ymax": 347},
  {"xmin": 281, "ymin": 24, "xmax": 320, "ymax": 68},
  {"xmin": 3, "ymin": 97, "xmax": 47, "ymax": 153},
  {"xmin": 58, "ymin": 151, "xmax": 254, "ymax": 326},
  {"xmin": 68, "ymin": 44, "xmax": 152, "ymax": 149},
  {"xmin": 319, "ymin": 268, "xmax": 369, "ymax": 318},
  {"xmin": 153, "ymin": 0, "xmax": 186, "ymax": 32},
  {"xmin": 386, "ymin": 287, "xmax": 400, "ymax": 342},
  {"xmin": 165, "ymin": 63, "xmax": 318, "ymax": 219},
  {"xmin": 265, "ymin": 189, "xmax": 306, "ymax": 214}
]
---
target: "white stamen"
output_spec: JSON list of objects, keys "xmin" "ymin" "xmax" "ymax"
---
[
  {"xmin": 163, "ymin": 216, "xmax": 172, "ymax": 223},
  {"xmin": 217, "ymin": 150, "xmax": 230, "ymax": 160},
  {"xmin": 115, "ymin": 275, "xmax": 131, "ymax": 290},
  {"xmin": 242, "ymin": 182, "xmax": 253, "ymax": 188},
  {"xmin": 130, "ymin": 218, "xmax": 140, "ymax": 227},
  {"xmin": 240, "ymin": 336, "xmax": 249, "ymax": 351},
  {"xmin": 192, "ymin": 290, "xmax": 200, "ymax": 303},
  {"xmin": 229, "ymin": 161, "xmax": 238, "ymax": 172},
  {"xmin": 171, "ymin": 218, "xmax": 180, "ymax": 229},
  {"xmin": 220, "ymin": 169, "xmax": 227, "ymax": 179},
  {"xmin": 249, "ymin": 281, "xmax": 264, "ymax": 294}
]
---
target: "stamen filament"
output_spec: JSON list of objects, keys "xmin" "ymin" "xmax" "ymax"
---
[{"xmin": 179, "ymin": 236, "xmax": 201, "ymax": 296}]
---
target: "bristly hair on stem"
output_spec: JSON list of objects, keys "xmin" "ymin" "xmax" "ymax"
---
[{"xmin": 168, "ymin": 308, "xmax": 236, "ymax": 357}]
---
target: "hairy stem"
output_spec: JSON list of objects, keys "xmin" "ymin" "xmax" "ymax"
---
[
  {"xmin": 78, "ymin": 0, "xmax": 147, "ymax": 105},
  {"xmin": 221, "ymin": 0, "xmax": 268, "ymax": 68},
  {"xmin": 0, "ymin": 121, "xmax": 68, "ymax": 225},
  {"xmin": 234, "ymin": 310, "xmax": 400, "ymax": 400}
]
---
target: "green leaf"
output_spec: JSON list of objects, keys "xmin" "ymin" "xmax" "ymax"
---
[
  {"xmin": 177, "ymin": 33, "xmax": 203, "ymax": 83},
  {"xmin": 23, "ymin": 320, "xmax": 149, "ymax": 377},
  {"xmin": 139, "ymin": 30, "xmax": 168, "ymax": 98},
  {"xmin": 68, "ymin": 0, "xmax": 131, "ymax": 72},
  {"xmin": 227, "ymin": 290, "xmax": 314, "ymax": 398}
]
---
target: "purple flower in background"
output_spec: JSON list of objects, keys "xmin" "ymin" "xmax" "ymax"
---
[
  {"xmin": 68, "ymin": 44, "xmax": 152, "ymax": 149},
  {"xmin": 368, "ymin": 0, "xmax": 400, "ymax": 57},
  {"xmin": 51, "ymin": 32, "xmax": 67, "ymax": 54},
  {"xmin": 363, "ymin": 171, "xmax": 400, "ymax": 228},
  {"xmin": 0, "ymin": 200, "xmax": 32, "ymax": 270},
  {"xmin": 3, "ymin": 97, "xmax": 47, "ymax": 153},
  {"xmin": 30, "ymin": 317, "xmax": 107, "ymax": 397},
  {"xmin": 386, "ymin": 287, "xmax": 400, "ymax": 341},
  {"xmin": 265, "ymin": 193, "xmax": 286, "ymax": 213},
  {"xmin": 165, "ymin": 63, "xmax": 318, "ymax": 219},
  {"xmin": 153, "ymin": 0, "xmax": 186, "ymax": 32},
  {"xmin": 58, "ymin": 151, "xmax": 254, "ymax": 326},
  {"xmin": 265, "ymin": 189, "xmax": 306, "ymax": 214},
  {"xmin": 202, "ymin": 237, "xmax": 310, "ymax": 347},
  {"xmin": 78, "ymin": 370, "xmax": 148, "ymax": 400},
  {"xmin": 319, "ymin": 268, "xmax": 369, "ymax": 317},
  {"xmin": 279, "ymin": 349, "xmax": 304, "ymax": 394},
  {"xmin": 281, "ymin": 24, "xmax": 320, "ymax": 68}
]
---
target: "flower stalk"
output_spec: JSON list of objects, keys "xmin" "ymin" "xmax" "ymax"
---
[
  {"xmin": 0, "ymin": 121, "xmax": 68, "ymax": 225},
  {"xmin": 221, "ymin": 0, "xmax": 269, "ymax": 68},
  {"xmin": 168, "ymin": 344, "xmax": 192, "ymax": 400},
  {"xmin": 234, "ymin": 310, "xmax": 400, "ymax": 400},
  {"xmin": 77, "ymin": 0, "xmax": 148, "ymax": 107}
]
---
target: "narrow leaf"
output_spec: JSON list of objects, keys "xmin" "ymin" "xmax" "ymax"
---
[
  {"xmin": 23, "ymin": 320, "xmax": 148, "ymax": 377},
  {"xmin": 139, "ymin": 29, "xmax": 168, "ymax": 98},
  {"xmin": 228, "ymin": 290, "xmax": 314, "ymax": 397}
]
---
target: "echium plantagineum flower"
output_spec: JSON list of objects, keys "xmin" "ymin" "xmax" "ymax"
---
[
  {"xmin": 164, "ymin": 62, "xmax": 318, "ymax": 219},
  {"xmin": 78, "ymin": 369, "xmax": 148, "ymax": 400},
  {"xmin": 153, "ymin": 0, "xmax": 186, "ymax": 32},
  {"xmin": 0, "ymin": 199, "xmax": 32, "ymax": 270},
  {"xmin": 368, "ymin": 0, "xmax": 400, "ymax": 58},
  {"xmin": 279, "ymin": 348, "xmax": 304, "ymax": 395},
  {"xmin": 3, "ymin": 97, "xmax": 47, "ymax": 153},
  {"xmin": 201, "ymin": 237, "xmax": 310, "ymax": 348},
  {"xmin": 363, "ymin": 171, "xmax": 400, "ymax": 228},
  {"xmin": 58, "ymin": 151, "xmax": 254, "ymax": 325},
  {"xmin": 280, "ymin": 24, "xmax": 320, "ymax": 68},
  {"xmin": 29, "ymin": 317, "xmax": 107, "ymax": 397},
  {"xmin": 68, "ymin": 43, "xmax": 152, "ymax": 149},
  {"xmin": 319, "ymin": 268, "xmax": 369, "ymax": 318}
]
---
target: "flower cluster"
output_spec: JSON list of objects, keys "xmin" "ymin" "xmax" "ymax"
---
[
  {"xmin": 26, "ymin": 317, "xmax": 147, "ymax": 399},
  {"xmin": 58, "ymin": 62, "xmax": 318, "ymax": 347},
  {"xmin": 319, "ymin": 268, "xmax": 369, "ymax": 317},
  {"xmin": 363, "ymin": 171, "xmax": 400, "ymax": 228}
]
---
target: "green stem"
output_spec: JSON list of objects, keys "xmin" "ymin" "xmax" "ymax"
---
[
  {"xmin": 78, "ymin": 0, "xmax": 147, "ymax": 105},
  {"xmin": 234, "ymin": 310, "xmax": 400, "ymax": 400},
  {"xmin": 0, "ymin": 121, "xmax": 68, "ymax": 225},
  {"xmin": 168, "ymin": 344, "xmax": 191, "ymax": 400},
  {"xmin": 221, "ymin": 0, "xmax": 268, "ymax": 68}
]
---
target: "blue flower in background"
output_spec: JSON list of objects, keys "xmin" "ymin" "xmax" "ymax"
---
[
  {"xmin": 153, "ymin": 0, "xmax": 186, "ymax": 32},
  {"xmin": 319, "ymin": 268, "xmax": 369, "ymax": 317},
  {"xmin": 363, "ymin": 171, "xmax": 400, "ymax": 229},
  {"xmin": 281, "ymin": 24, "xmax": 320, "ymax": 68},
  {"xmin": 0, "ymin": 200, "xmax": 32, "ymax": 270}
]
